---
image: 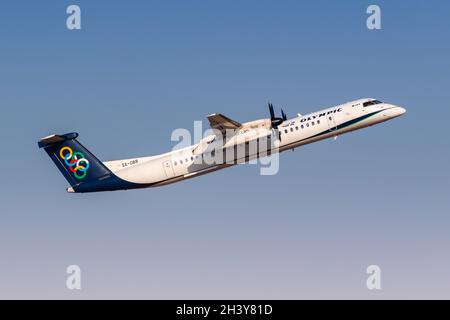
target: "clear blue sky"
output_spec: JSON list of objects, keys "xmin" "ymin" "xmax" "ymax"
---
[{"xmin": 0, "ymin": 0, "xmax": 449, "ymax": 298}]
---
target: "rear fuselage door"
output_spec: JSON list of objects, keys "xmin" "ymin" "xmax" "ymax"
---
[{"xmin": 162, "ymin": 160, "xmax": 175, "ymax": 178}]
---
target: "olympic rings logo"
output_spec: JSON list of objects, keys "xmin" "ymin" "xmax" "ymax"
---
[{"xmin": 59, "ymin": 146, "xmax": 90, "ymax": 180}]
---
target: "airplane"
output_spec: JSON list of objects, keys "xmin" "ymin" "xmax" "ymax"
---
[{"xmin": 38, "ymin": 98, "xmax": 406, "ymax": 193}]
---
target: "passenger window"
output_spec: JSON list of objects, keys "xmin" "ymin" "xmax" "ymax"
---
[
  {"xmin": 312, "ymin": 121, "xmax": 315, "ymax": 126},
  {"xmin": 284, "ymin": 129, "xmax": 288, "ymax": 134},
  {"xmin": 295, "ymin": 126, "xmax": 298, "ymax": 130},
  {"xmin": 290, "ymin": 128, "xmax": 293, "ymax": 132},
  {"xmin": 306, "ymin": 123, "xmax": 309, "ymax": 127}
]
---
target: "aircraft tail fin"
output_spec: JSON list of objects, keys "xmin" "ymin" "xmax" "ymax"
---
[{"xmin": 38, "ymin": 132, "xmax": 113, "ymax": 192}]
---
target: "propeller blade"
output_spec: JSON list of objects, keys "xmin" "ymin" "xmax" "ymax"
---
[
  {"xmin": 268, "ymin": 103, "xmax": 275, "ymax": 120},
  {"xmin": 281, "ymin": 109, "xmax": 287, "ymax": 121},
  {"xmin": 268, "ymin": 102, "xmax": 285, "ymax": 129}
]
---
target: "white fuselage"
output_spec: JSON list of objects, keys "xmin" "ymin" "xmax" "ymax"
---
[{"xmin": 102, "ymin": 98, "xmax": 405, "ymax": 188}]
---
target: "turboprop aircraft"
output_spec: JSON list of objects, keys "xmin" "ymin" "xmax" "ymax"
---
[{"xmin": 38, "ymin": 98, "xmax": 405, "ymax": 193}]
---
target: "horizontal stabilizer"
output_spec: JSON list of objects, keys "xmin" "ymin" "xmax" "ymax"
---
[{"xmin": 38, "ymin": 132, "xmax": 79, "ymax": 149}]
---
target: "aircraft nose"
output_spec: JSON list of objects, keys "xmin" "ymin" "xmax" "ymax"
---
[
  {"xmin": 389, "ymin": 105, "xmax": 406, "ymax": 117},
  {"xmin": 396, "ymin": 106, "xmax": 406, "ymax": 114}
]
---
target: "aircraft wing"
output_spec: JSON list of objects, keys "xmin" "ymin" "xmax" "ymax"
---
[{"xmin": 207, "ymin": 113, "xmax": 241, "ymax": 132}]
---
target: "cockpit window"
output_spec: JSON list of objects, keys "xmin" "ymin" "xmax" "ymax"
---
[{"xmin": 363, "ymin": 100, "xmax": 382, "ymax": 107}]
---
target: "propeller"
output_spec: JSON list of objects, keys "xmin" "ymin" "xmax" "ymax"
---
[
  {"xmin": 268, "ymin": 102, "xmax": 286, "ymax": 129},
  {"xmin": 281, "ymin": 109, "xmax": 287, "ymax": 121},
  {"xmin": 268, "ymin": 102, "xmax": 288, "ymax": 142}
]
